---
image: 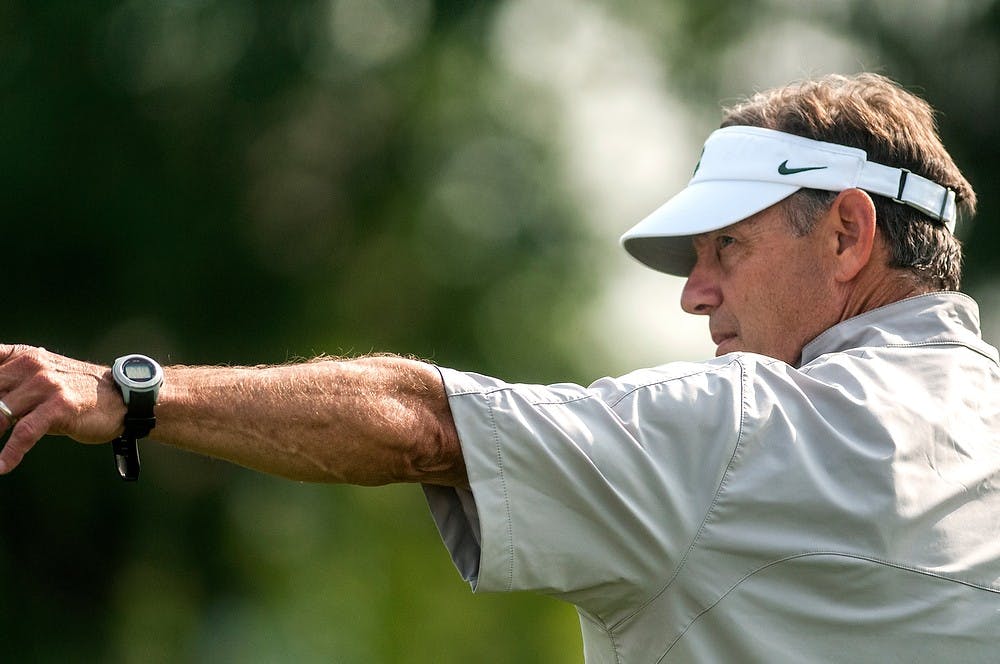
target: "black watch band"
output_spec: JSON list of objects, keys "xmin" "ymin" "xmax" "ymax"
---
[{"xmin": 122, "ymin": 389, "xmax": 157, "ymax": 440}]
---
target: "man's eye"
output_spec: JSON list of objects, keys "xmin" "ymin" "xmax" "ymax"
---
[{"xmin": 716, "ymin": 235, "xmax": 736, "ymax": 250}]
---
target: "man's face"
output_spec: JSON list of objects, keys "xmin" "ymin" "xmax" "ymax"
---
[{"xmin": 680, "ymin": 202, "xmax": 842, "ymax": 365}]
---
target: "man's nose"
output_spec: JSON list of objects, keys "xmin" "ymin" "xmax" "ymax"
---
[{"xmin": 680, "ymin": 258, "xmax": 722, "ymax": 315}]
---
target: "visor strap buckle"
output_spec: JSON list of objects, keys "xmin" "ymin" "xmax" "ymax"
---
[
  {"xmin": 938, "ymin": 188, "xmax": 953, "ymax": 224},
  {"xmin": 892, "ymin": 168, "xmax": 910, "ymax": 205}
]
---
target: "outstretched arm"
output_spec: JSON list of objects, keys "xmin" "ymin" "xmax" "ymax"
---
[{"xmin": 0, "ymin": 346, "xmax": 466, "ymax": 487}]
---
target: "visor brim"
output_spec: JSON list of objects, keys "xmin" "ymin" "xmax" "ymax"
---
[{"xmin": 620, "ymin": 179, "xmax": 800, "ymax": 276}]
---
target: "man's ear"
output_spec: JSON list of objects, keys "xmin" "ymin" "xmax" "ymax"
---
[{"xmin": 827, "ymin": 188, "xmax": 877, "ymax": 283}]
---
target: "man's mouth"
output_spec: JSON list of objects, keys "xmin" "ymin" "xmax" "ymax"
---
[{"xmin": 711, "ymin": 329, "xmax": 736, "ymax": 344}]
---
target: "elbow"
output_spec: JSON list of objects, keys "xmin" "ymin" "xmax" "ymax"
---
[{"xmin": 404, "ymin": 414, "xmax": 467, "ymax": 488}]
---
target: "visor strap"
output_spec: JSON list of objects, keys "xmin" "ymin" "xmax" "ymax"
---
[{"xmin": 857, "ymin": 161, "xmax": 956, "ymax": 232}]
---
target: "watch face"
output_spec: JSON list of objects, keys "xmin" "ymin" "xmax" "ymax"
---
[
  {"xmin": 113, "ymin": 353, "xmax": 163, "ymax": 395},
  {"xmin": 122, "ymin": 357, "xmax": 155, "ymax": 383}
]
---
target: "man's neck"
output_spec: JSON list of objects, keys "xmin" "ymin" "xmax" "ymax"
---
[{"xmin": 838, "ymin": 267, "xmax": 929, "ymax": 324}]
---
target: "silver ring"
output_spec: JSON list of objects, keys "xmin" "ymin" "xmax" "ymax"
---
[{"xmin": 0, "ymin": 399, "xmax": 17, "ymax": 425}]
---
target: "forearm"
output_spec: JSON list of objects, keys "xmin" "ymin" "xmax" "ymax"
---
[
  {"xmin": 0, "ymin": 346, "xmax": 466, "ymax": 487},
  {"xmin": 154, "ymin": 356, "xmax": 466, "ymax": 487}
]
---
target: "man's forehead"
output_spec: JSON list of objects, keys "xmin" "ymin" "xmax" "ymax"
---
[{"xmin": 692, "ymin": 206, "xmax": 777, "ymax": 243}]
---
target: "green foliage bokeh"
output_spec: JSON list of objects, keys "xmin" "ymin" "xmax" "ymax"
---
[{"xmin": 1, "ymin": 1, "xmax": 998, "ymax": 662}]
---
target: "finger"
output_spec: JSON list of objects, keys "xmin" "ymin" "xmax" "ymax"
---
[
  {"xmin": 0, "ymin": 383, "xmax": 59, "ymax": 474},
  {"xmin": 0, "ymin": 382, "xmax": 45, "ymax": 434},
  {"xmin": 0, "ymin": 398, "xmax": 17, "ymax": 431},
  {"xmin": 0, "ymin": 409, "xmax": 49, "ymax": 474}
]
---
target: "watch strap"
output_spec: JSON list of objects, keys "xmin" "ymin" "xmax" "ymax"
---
[
  {"xmin": 123, "ymin": 388, "xmax": 157, "ymax": 439},
  {"xmin": 113, "ymin": 436, "xmax": 140, "ymax": 481}
]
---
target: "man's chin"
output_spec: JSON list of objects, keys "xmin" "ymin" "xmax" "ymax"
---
[
  {"xmin": 714, "ymin": 341, "xmax": 800, "ymax": 365},
  {"xmin": 714, "ymin": 337, "xmax": 740, "ymax": 356}
]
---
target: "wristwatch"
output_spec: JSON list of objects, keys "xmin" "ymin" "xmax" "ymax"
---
[{"xmin": 111, "ymin": 354, "xmax": 164, "ymax": 481}]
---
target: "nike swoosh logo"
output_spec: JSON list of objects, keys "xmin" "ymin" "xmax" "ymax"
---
[{"xmin": 777, "ymin": 160, "xmax": 828, "ymax": 175}]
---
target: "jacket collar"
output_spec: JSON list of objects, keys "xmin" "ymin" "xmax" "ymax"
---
[{"xmin": 798, "ymin": 292, "xmax": 998, "ymax": 367}]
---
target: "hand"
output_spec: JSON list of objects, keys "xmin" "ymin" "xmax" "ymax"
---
[{"xmin": 0, "ymin": 345, "xmax": 126, "ymax": 474}]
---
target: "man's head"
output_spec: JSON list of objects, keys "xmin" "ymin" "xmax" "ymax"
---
[
  {"xmin": 621, "ymin": 73, "xmax": 977, "ymax": 364},
  {"xmin": 721, "ymin": 72, "xmax": 975, "ymax": 291}
]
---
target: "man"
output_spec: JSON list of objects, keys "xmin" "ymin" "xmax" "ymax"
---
[{"xmin": 0, "ymin": 73, "xmax": 997, "ymax": 662}]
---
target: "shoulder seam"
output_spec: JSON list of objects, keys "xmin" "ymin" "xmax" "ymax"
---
[{"xmin": 607, "ymin": 357, "xmax": 745, "ymax": 409}]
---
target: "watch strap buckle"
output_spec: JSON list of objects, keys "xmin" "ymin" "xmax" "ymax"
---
[{"xmin": 113, "ymin": 436, "xmax": 140, "ymax": 481}]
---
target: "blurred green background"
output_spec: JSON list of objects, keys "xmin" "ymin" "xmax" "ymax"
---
[{"xmin": 2, "ymin": 1, "xmax": 999, "ymax": 662}]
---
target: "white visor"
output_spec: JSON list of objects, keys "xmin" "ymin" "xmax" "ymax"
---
[{"xmin": 620, "ymin": 126, "xmax": 958, "ymax": 276}]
